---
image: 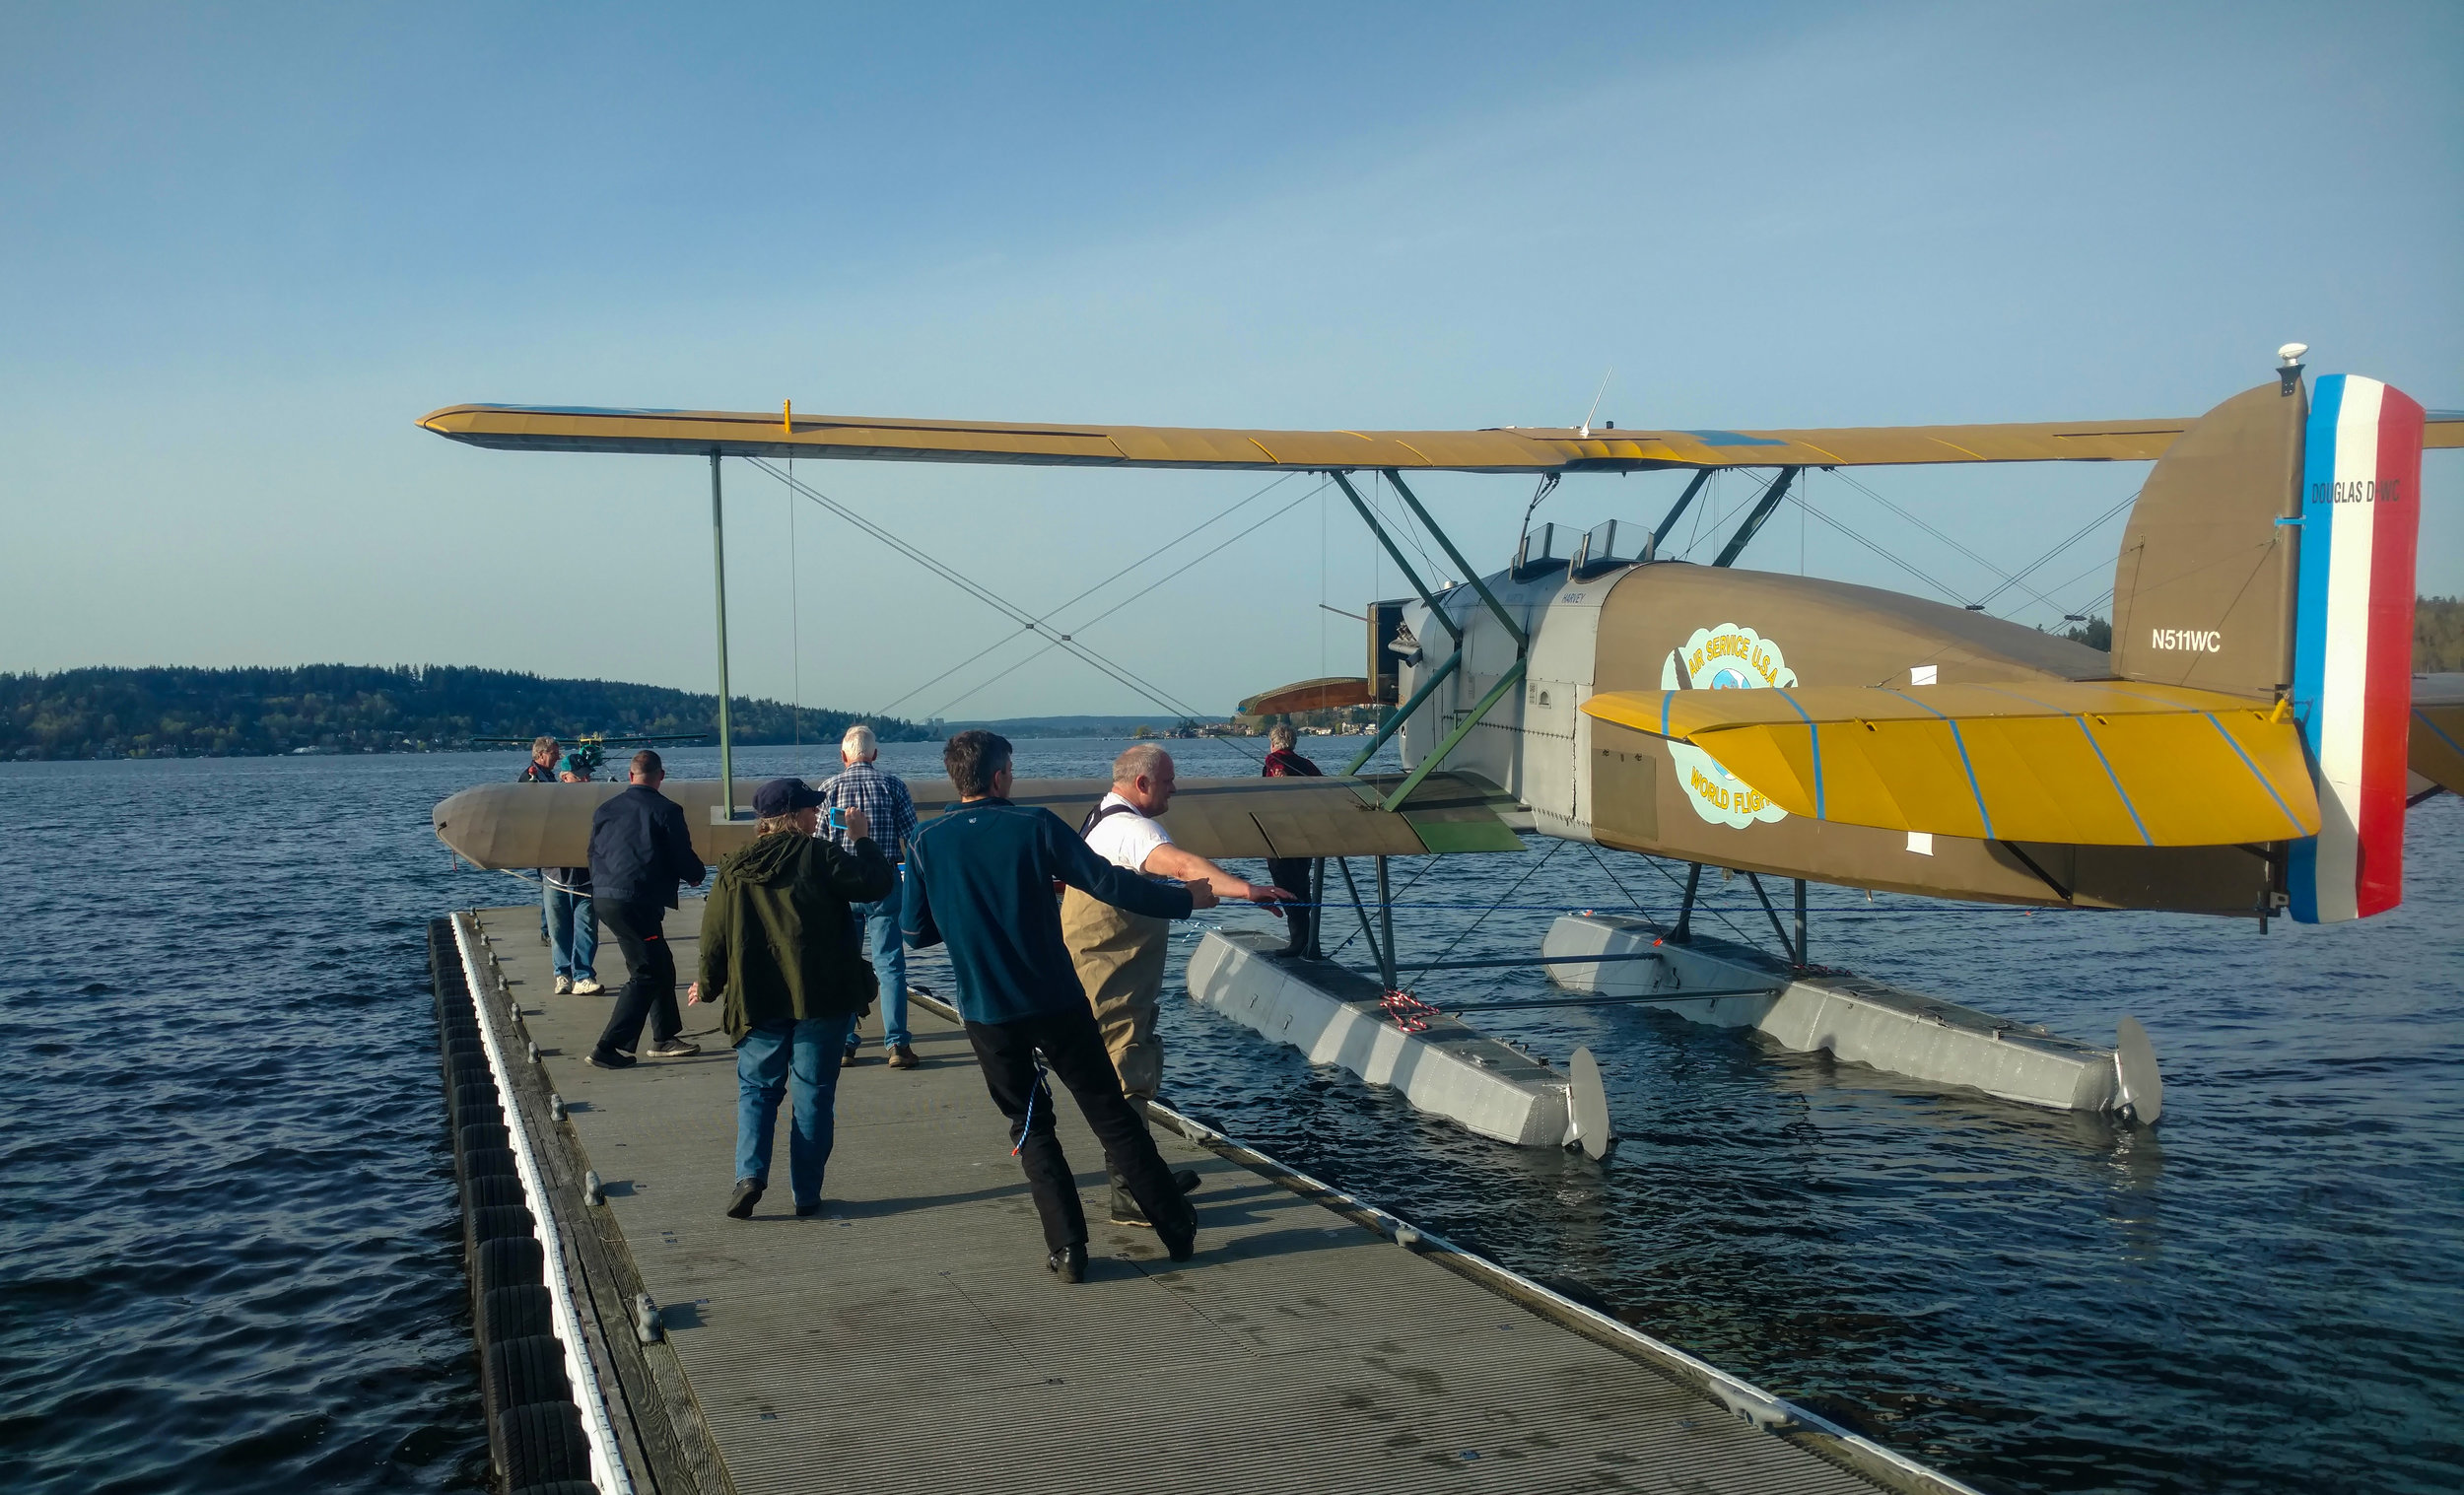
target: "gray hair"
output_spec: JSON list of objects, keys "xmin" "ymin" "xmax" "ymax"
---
[
  {"xmin": 1268, "ymin": 724, "xmax": 1298, "ymax": 750},
  {"xmin": 1112, "ymin": 742, "xmax": 1172, "ymax": 786},
  {"xmin": 842, "ymin": 723, "xmax": 878, "ymax": 760}
]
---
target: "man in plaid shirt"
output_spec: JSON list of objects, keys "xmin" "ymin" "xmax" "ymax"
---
[{"xmin": 820, "ymin": 724, "xmax": 923, "ymax": 1068}]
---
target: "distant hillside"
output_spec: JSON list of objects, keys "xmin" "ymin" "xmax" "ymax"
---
[
  {"xmin": 2421, "ymin": 596, "xmax": 2463, "ymax": 672},
  {"xmin": 1, "ymin": 665, "xmax": 931, "ymax": 761}
]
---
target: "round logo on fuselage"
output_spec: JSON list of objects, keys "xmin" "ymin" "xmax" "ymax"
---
[{"xmin": 1662, "ymin": 624, "xmax": 1795, "ymax": 828}]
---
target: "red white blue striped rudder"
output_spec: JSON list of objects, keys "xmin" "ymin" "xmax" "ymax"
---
[{"xmin": 2289, "ymin": 374, "xmax": 2424, "ymax": 923}]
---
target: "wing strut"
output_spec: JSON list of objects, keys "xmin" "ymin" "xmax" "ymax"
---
[
  {"xmin": 1383, "ymin": 470, "xmax": 1528, "ymax": 649},
  {"xmin": 1329, "ymin": 472, "xmax": 1461, "ymax": 642},
  {"xmin": 1711, "ymin": 467, "xmax": 1802, "ymax": 568},
  {"xmin": 1648, "ymin": 469, "xmax": 1715, "ymax": 557}
]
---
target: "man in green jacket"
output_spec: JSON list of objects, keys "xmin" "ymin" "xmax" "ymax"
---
[{"xmin": 694, "ymin": 777, "xmax": 894, "ymax": 1220}]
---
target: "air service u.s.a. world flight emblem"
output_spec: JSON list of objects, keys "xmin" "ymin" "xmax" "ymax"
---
[{"xmin": 1661, "ymin": 624, "xmax": 1796, "ymax": 828}]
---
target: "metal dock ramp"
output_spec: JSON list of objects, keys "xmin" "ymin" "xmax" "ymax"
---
[{"xmin": 449, "ymin": 899, "xmax": 1974, "ymax": 1495}]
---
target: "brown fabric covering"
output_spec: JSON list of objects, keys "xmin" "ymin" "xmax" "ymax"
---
[{"xmin": 1061, "ymin": 886, "xmax": 1169, "ymax": 1100}]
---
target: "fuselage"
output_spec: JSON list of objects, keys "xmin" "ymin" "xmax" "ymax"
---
[{"xmin": 1392, "ymin": 558, "xmax": 2275, "ymax": 916}]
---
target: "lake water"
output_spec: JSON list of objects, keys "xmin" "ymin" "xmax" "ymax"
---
[{"xmin": 4, "ymin": 741, "xmax": 2458, "ymax": 1493}]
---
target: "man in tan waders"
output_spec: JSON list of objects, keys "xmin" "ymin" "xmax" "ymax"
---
[{"xmin": 1063, "ymin": 742, "xmax": 1294, "ymax": 1226}]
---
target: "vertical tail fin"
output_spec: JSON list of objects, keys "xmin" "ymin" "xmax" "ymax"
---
[{"xmin": 2289, "ymin": 374, "xmax": 2425, "ymax": 922}]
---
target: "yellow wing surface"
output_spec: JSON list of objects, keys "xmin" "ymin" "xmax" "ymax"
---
[
  {"xmin": 417, "ymin": 403, "xmax": 2464, "ymax": 473},
  {"xmin": 1582, "ymin": 682, "xmax": 2319, "ymax": 847}
]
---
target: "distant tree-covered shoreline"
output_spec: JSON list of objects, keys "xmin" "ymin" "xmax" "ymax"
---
[{"xmin": 0, "ymin": 665, "xmax": 933, "ymax": 761}]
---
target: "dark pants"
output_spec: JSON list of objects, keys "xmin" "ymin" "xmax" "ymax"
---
[
  {"xmin": 964, "ymin": 1004, "xmax": 1193, "ymax": 1254},
  {"xmin": 1266, "ymin": 857, "xmax": 1316, "ymax": 953},
  {"xmin": 594, "ymin": 901, "xmax": 681, "ymax": 1057}
]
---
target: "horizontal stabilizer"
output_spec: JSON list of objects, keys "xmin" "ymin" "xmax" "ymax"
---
[
  {"xmin": 2414, "ymin": 675, "xmax": 2464, "ymax": 797},
  {"xmin": 1581, "ymin": 681, "xmax": 2318, "ymax": 847},
  {"xmin": 433, "ymin": 771, "xmax": 1521, "ymax": 870}
]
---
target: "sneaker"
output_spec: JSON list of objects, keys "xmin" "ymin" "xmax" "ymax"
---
[
  {"xmin": 553, "ymin": 975, "xmax": 573, "ymax": 994},
  {"xmin": 886, "ymin": 1044, "xmax": 919, "ymax": 1070},
  {"xmin": 645, "ymin": 1037, "xmax": 700, "ymax": 1058},
  {"xmin": 586, "ymin": 1049, "xmax": 637, "ymax": 1070},
  {"xmin": 841, "ymin": 1047, "xmax": 863, "ymax": 1068},
  {"xmin": 724, "ymin": 1179, "xmax": 763, "ymax": 1219},
  {"xmin": 794, "ymin": 1201, "xmax": 823, "ymax": 1218},
  {"xmin": 572, "ymin": 977, "xmax": 603, "ymax": 995}
]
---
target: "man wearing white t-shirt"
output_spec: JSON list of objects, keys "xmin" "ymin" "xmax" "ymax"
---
[{"xmin": 1066, "ymin": 743, "xmax": 1292, "ymax": 1225}]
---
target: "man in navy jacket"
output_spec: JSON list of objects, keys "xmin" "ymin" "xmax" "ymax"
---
[
  {"xmin": 586, "ymin": 749, "xmax": 708, "ymax": 1069},
  {"xmin": 904, "ymin": 730, "xmax": 1210, "ymax": 1279}
]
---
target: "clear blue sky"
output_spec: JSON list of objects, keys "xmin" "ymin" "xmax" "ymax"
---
[{"xmin": 4, "ymin": 1, "xmax": 2456, "ymax": 720}]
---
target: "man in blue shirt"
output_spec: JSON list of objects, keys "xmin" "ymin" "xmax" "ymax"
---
[
  {"xmin": 585, "ymin": 750, "xmax": 709, "ymax": 1069},
  {"xmin": 819, "ymin": 723, "xmax": 922, "ymax": 1069},
  {"xmin": 903, "ymin": 730, "xmax": 1211, "ymax": 1280}
]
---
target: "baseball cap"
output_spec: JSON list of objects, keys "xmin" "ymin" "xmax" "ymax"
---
[
  {"xmin": 752, "ymin": 777, "xmax": 827, "ymax": 818},
  {"xmin": 558, "ymin": 753, "xmax": 590, "ymax": 777}
]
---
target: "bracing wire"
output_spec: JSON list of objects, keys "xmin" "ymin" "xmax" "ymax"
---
[
  {"xmin": 1786, "ymin": 488, "xmax": 1972, "ymax": 605},
  {"xmin": 1970, "ymin": 486, "xmax": 2142, "ymax": 612},
  {"xmin": 922, "ymin": 483, "xmax": 1325, "ymax": 730},
  {"xmin": 746, "ymin": 457, "xmax": 1238, "ymax": 742},
  {"xmin": 871, "ymin": 470, "xmax": 1303, "ymax": 718}
]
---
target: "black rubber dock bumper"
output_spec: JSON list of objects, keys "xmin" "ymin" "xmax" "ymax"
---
[{"xmin": 430, "ymin": 917, "xmax": 593, "ymax": 1493}]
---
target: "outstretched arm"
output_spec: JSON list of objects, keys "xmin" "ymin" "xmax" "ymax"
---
[
  {"xmin": 1048, "ymin": 814, "xmax": 1202, "ymax": 917},
  {"xmin": 1141, "ymin": 843, "xmax": 1293, "ymax": 909}
]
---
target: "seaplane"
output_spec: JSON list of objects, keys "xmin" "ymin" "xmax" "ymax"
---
[
  {"xmin": 420, "ymin": 349, "xmax": 2462, "ymax": 1155},
  {"xmin": 470, "ymin": 730, "xmax": 708, "ymax": 779}
]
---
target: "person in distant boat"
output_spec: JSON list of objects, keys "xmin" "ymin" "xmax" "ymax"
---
[
  {"xmin": 585, "ymin": 749, "xmax": 707, "ymax": 1069},
  {"xmin": 819, "ymin": 724, "xmax": 922, "ymax": 1070},
  {"xmin": 1062, "ymin": 742, "xmax": 1292, "ymax": 1228},
  {"xmin": 520, "ymin": 734, "xmax": 561, "ymax": 943},
  {"xmin": 1260, "ymin": 724, "xmax": 1323, "ymax": 959},
  {"xmin": 546, "ymin": 754, "xmax": 603, "ymax": 995},
  {"xmin": 692, "ymin": 777, "xmax": 891, "ymax": 1220},
  {"xmin": 900, "ymin": 730, "xmax": 1206, "ymax": 1281}
]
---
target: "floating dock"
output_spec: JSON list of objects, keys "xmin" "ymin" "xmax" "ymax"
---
[
  {"xmin": 434, "ymin": 898, "xmax": 1980, "ymax": 1495},
  {"xmin": 1542, "ymin": 914, "xmax": 2147, "ymax": 1115}
]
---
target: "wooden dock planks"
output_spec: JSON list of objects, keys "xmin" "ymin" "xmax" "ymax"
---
[{"xmin": 467, "ymin": 898, "xmax": 1915, "ymax": 1495}]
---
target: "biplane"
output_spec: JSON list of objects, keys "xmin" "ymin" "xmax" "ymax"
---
[{"xmin": 422, "ymin": 350, "xmax": 2460, "ymax": 1136}]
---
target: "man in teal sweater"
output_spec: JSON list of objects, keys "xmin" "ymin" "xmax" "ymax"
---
[{"xmin": 903, "ymin": 730, "xmax": 1212, "ymax": 1280}]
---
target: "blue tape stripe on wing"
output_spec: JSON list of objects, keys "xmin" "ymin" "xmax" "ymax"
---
[
  {"xmin": 1882, "ymin": 689, "xmax": 1994, "ymax": 840},
  {"xmin": 2203, "ymin": 713, "xmax": 2304, "ymax": 838},
  {"xmin": 1773, "ymin": 691, "xmax": 1824, "ymax": 818}
]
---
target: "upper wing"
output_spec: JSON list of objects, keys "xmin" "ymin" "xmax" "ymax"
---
[
  {"xmin": 432, "ymin": 772, "xmax": 1521, "ymax": 869},
  {"xmin": 1581, "ymin": 681, "xmax": 2318, "ymax": 848},
  {"xmin": 420, "ymin": 402, "xmax": 2464, "ymax": 472}
]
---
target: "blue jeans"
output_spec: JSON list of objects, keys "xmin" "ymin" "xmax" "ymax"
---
[
  {"xmin": 546, "ymin": 883, "xmax": 597, "ymax": 980},
  {"xmin": 846, "ymin": 867, "xmax": 909, "ymax": 1051},
  {"xmin": 735, "ymin": 1013, "xmax": 856, "ymax": 1206}
]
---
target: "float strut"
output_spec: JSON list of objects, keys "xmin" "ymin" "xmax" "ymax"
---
[
  {"xmin": 1308, "ymin": 857, "xmax": 1327, "ymax": 959},
  {"xmin": 1376, "ymin": 856, "xmax": 1398, "ymax": 992},
  {"xmin": 1793, "ymin": 878, "xmax": 1808, "ymax": 968},
  {"xmin": 1673, "ymin": 863, "xmax": 1702, "ymax": 945}
]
